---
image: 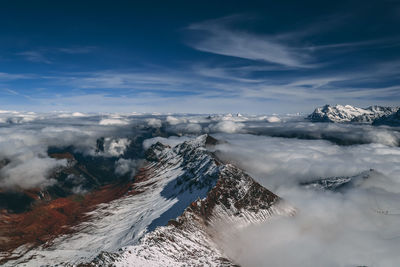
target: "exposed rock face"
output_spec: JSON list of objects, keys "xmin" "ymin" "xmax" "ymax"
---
[{"xmin": 308, "ymin": 104, "xmax": 399, "ymax": 124}]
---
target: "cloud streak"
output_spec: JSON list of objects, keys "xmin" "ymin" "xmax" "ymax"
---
[
  {"xmin": 186, "ymin": 16, "xmax": 312, "ymax": 68},
  {"xmin": 17, "ymin": 51, "xmax": 52, "ymax": 64}
]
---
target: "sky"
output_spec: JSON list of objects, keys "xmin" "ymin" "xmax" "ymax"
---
[{"xmin": 0, "ymin": 0, "xmax": 399, "ymax": 114}]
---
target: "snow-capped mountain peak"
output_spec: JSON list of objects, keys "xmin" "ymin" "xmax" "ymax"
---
[
  {"xmin": 308, "ymin": 104, "xmax": 399, "ymax": 124},
  {"xmin": 90, "ymin": 152, "xmax": 294, "ymax": 267}
]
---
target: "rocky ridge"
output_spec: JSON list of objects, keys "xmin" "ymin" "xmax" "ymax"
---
[{"xmin": 86, "ymin": 135, "xmax": 295, "ymax": 266}]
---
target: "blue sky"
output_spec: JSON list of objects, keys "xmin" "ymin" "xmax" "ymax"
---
[{"xmin": 0, "ymin": 0, "xmax": 399, "ymax": 114}]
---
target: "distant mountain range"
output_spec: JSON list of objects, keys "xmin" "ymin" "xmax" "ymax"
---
[{"xmin": 308, "ymin": 104, "xmax": 400, "ymax": 125}]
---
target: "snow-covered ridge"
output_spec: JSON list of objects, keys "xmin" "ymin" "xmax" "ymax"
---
[
  {"xmin": 88, "ymin": 136, "xmax": 295, "ymax": 267},
  {"xmin": 308, "ymin": 104, "xmax": 399, "ymax": 124}
]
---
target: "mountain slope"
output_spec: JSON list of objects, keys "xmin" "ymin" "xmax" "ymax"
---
[
  {"xmin": 5, "ymin": 135, "xmax": 294, "ymax": 266},
  {"xmin": 90, "ymin": 161, "xmax": 294, "ymax": 267},
  {"xmin": 88, "ymin": 136, "xmax": 295, "ymax": 266}
]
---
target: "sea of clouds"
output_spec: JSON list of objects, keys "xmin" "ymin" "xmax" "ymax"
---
[
  {"xmin": 210, "ymin": 133, "xmax": 400, "ymax": 267},
  {"xmin": 1, "ymin": 109, "xmax": 400, "ymax": 266}
]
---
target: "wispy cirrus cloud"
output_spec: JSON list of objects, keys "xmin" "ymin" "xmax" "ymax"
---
[
  {"xmin": 17, "ymin": 51, "xmax": 52, "ymax": 64},
  {"xmin": 56, "ymin": 46, "xmax": 96, "ymax": 54},
  {"xmin": 2, "ymin": 88, "xmax": 34, "ymax": 100},
  {"xmin": 0, "ymin": 72, "xmax": 33, "ymax": 80},
  {"xmin": 16, "ymin": 46, "xmax": 95, "ymax": 64},
  {"xmin": 186, "ymin": 16, "xmax": 312, "ymax": 68},
  {"xmin": 185, "ymin": 15, "xmax": 397, "ymax": 69}
]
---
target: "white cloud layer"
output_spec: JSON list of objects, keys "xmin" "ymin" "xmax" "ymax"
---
[
  {"xmin": 0, "ymin": 113, "xmax": 136, "ymax": 189},
  {"xmin": 103, "ymin": 138, "xmax": 131, "ymax": 157},
  {"xmin": 99, "ymin": 118, "xmax": 130, "ymax": 125},
  {"xmin": 211, "ymin": 133, "xmax": 400, "ymax": 267},
  {"xmin": 115, "ymin": 158, "xmax": 139, "ymax": 177},
  {"xmin": 146, "ymin": 118, "xmax": 162, "ymax": 128},
  {"xmin": 209, "ymin": 121, "xmax": 245, "ymax": 134}
]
